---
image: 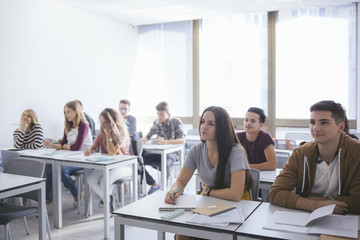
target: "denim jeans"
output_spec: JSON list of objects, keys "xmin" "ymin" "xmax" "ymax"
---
[
  {"xmin": 143, "ymin": 152, "xmax": 176, "ymax": 185},
  {"xmin": 61, "ymin": 166, "xmax": 83, "ymax": 198}
]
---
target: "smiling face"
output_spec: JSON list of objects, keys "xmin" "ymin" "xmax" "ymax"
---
[
  {"xmin": 21, "ymin": 111, "xmax": 32, "ymax": 125},
  {"xmin": 244, "ymin": 111, "xmax": 263, "ymax": 134},
  {"xmin": 64, "ymin": 106, "xmax": 77, "ymax": 123},
  {"xmin": 310, "ymin": 111, "xmax": 344, "ymax": 145},
  {"xmin": 200, "ymin": 110, "xmax": 216, "ymax": 142}
]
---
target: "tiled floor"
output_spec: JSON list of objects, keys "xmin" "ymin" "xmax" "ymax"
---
[{"xmin": 2, "ymin": 167, "xmax": 196, "ymax": 240}]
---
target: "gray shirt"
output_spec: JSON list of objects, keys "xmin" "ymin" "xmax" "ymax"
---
[{"xmin": 184, "ymin": 142, "xmax": 249, "ymax": 188}]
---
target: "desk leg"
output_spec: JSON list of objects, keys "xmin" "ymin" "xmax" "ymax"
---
[
  {"xmin": 161, "ymin": 153, "xmax": 166, "ymax": 191},
  {"xmin": 157, "ymin": 231, "xmax": 165, "ymax": 240},
  {"xmin": 103, "ymin": 166, "xmax": 110, "ymax": 239},
  {"xmin": 38, "ymin": 182, "xmax": 46, "ymax": 240},
  {"xmin": 114, "ymin": 216, "xmax": 124, "ymax": 240},
  {"xmin": 132, "ymin": 161, "xmax": 138, "ymax": 201},
  {"xmin": 84, "ymin": 169, "xmax": 92, "ymax": 217},
  {"xmin": 53, "ymin": 161, "xmax": 62, "ymax": 228}
]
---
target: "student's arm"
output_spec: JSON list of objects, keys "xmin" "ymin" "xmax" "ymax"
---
[
  {"xmin": 249, "ymin": 144, "xmax": 277, "ymax": 170},
  {"xmin": 165, "ymin": 166, "xmax": 195, "ymax": 204},
  {"xmin": 208, "ymin": 170, "xmax": 245, "ymax": 202},
  {"xmin": 103, "ymin": 130, "xmax": 120, "ymax": 156},
  {"xmin": 84, "ymin": 134, "xmax": 101, "ymax": 156},
  {"xmin": 295, "ymin": 197, "xmax": 347, "ymax": 215}
]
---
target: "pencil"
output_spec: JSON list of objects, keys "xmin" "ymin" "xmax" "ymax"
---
[{"xmin": 324, "ymin": 192, "xmax": 348, "ymax": 212}]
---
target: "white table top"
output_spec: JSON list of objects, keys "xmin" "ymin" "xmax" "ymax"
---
[
  {"xmin": 143, "ymin": 143, "xmax": 184, "ymax": 150},
  {"xmin": 0, "ymin": 172, "xmax": 45, "ymax": 194},
  {"xmin": 114, "ymin": 191, "xmax": 261, "ymax": 232},
  {"xmin": 260, "ymin": 168, "xmax": 282, "ymax": 183}
]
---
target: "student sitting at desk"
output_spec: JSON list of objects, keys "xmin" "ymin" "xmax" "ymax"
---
[
  {"xmin": 44, "ymin": 100, "xmax": 93, "ymax": 207},
  {"xmin": 236, "ymin": 107, "xmax": 277, "ymax": 171},
  {"xmin": 269, "ymin": 100, "xmax": 360, "ymax": 214},
  {"xmin": 119, "ymin": 99, "xmax": 139, "ymax": 141},
  {"xmin": 165, "ymin": 106, "xmax": 252, "ymax": 240},
  {"xmin": 13, "ymin": 109, "xmax": 44, "ymax": 149},
  {"xmin": 140, "ymin": 101, "xmax": 185, "ymax": 194},
  {"xmin": 84, "ymin": 108, "xmax": 132, "ymax": 212}
]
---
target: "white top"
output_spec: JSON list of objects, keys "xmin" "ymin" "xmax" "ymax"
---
[
  {"xmin": 310, "ymin": 153, "xmax": 340, "ymax": 197},
  {"xmin": 67, "ymin": 127, "xmax": 93, "ymax": 150},
  {"xmin": 184, "ymin": 142, "xmax": 249, "ymax": 188}
]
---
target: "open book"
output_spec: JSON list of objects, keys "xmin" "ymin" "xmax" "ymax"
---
[
  {"xmin": 264, "ymin": 204, "xmax": 359, "ymax": 239},
  {"xmin": 187, "ymin": 207, "xmax": 244, "ymax": 227},
  {"xmin": 159, "ymin": 194, "xmax": 196, "ymax": 211}
]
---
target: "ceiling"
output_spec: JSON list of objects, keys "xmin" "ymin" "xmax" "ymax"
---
[{"xmin": 52, "ymin": 0, "xmax": 358, "ymax": 26}]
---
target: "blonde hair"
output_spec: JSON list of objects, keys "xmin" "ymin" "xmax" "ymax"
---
[
  {"xmin": 100, "ymin": 108, "xmax": 130, "ymax": 148},
  {"xmin": 64, "ymin": 100, "xmax": 88, "ymax": 134},
  {"xmin": 22, "ymin": 109, "xmax": 40, "ymax": 128}
]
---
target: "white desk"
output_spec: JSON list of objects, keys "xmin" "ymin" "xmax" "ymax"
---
[
  {"xmin": 0, "ymin": 173, "xmax": 47, "ymax": 240},
  {"xmin": 17, "ymin": 149, "xmax": 138, "ymax": 240},
  {"xmin": 142, "ymin": 144, "xmax": 184, "ymax": 190},
  {"xmin": 236, "ymin": 202, "xmax": 322, "ymax": 240},
  {"xmin": 114, "ymin": 191, "xmax": 261, "ymax": 240}
]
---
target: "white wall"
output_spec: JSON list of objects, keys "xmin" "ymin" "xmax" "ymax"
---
[{"xmin": 0, "ymin": 0, "xmax": 138, "ymax": 146}]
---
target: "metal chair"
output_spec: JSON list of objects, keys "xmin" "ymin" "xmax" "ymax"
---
[
  {"xmin": 249, "ymin": 168, "xmax": 261, "ymax": 201},
  {"xmin": 273, "ymin": 139, "xmax": 297, "ymax": 150},
  {"xmin": 284, "ymin": 132, "xmax": 313, "ymax": 143},
  {"xmin": 114, "ymin": 140, "xmax": 146, "ymax": 208},
  {"xmin": 3, "ymin": 157, "xmax": 51, "ymax": 240}
]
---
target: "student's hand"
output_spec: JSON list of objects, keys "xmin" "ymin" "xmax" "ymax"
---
[
  {"xmin": 165, "ymin": 189, "xmax": 179, "ymax": 205},
  {"xmin": 139, "ymin": 138, "xmax": 147, "ymax": 143},
  {"xmin": 84, "ymin": 149, "xmax": 91, "ymax": 156},
  {"xmin": 20, "ymin": 121, "xmax": 28, "ymax": 132},
  {"xmin": 43, "ymin": 140, "xmax": 52, "ymax": 148},
  {"xmin": 155, "ymin": 137, "xmax": 167, "ymax": 145},
  {"xmin": 312, "ymin": 200, "xmax": 348, "ymax": 215}
]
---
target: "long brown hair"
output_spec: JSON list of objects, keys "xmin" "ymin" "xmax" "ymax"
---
[
  {"xmin": 199, "ymin": 106, "xmax": 252, "ymax": 190},
  {"xmin": 100, "ymin": 108, "xmax": 129, "ymax": 148},
  {"xmin": 64, "ymin": 100, "xmax": 88, "ymax": 134}
]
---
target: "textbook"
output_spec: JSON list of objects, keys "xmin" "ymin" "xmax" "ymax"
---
[
  {"xmin": 192, "ymin": 203, "xmax": 236, "ymax": 217},
  {"xmin": 263, "ymin": 204, "xmax": 358, "ymax": 239},
  {"xmin": 159, "ymin": 194, "xmax": 196, "ymax": 211}
]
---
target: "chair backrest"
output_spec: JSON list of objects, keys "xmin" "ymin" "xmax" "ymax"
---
[
  {"xmin": 249, "ymin": 168, "xmax": 261, "ymax": 201},
  {"xmin": 284, "ymin": 132, "xmax": 313, "ymax": 142},
  {"xmin": 1, "ymin": 150, "xmax": 20, "ymax": 171},
  {"xmin": 4, "ymin": 157, "xmax": 45, "ymax": 178},
  {"xmin": 273, "ymin": 139, "xmax": 297, "ymax": 150},
  {"xmin": 276, "ymin": 152, "xmax": 289, "ymax": 168}
]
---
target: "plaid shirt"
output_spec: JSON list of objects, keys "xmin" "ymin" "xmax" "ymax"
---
[{"xmin": 145, "ymin": 115, "xmax": 184, "ymax": 140}]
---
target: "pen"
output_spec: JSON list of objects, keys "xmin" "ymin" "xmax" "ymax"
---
[
  {"xmin": 324, "ymin": 192, "xmax": 347, "ymax": 212},
  {"xmin": 169, "ymin": 187, "xmax": 182, "ymax": 200}
]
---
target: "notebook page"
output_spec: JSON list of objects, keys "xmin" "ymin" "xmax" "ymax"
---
[{"xmin": 159, "ymin": 194, "xmax": 196, "ymax": 211}]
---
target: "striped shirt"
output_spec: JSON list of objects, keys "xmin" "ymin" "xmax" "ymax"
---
[{"xmin": 13, "ymin": 124, "xmax": 44, "ymax": 149}]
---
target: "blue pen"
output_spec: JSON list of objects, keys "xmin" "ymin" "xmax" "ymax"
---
[
  {"xmin": 169, "ymin": 187, "xmax": 182, "ymax": 200},
  {"xmin": 324, "ymin": 192, "xmax": 347, "ymax": 212}
]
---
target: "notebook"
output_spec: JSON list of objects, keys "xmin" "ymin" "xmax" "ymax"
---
[
  {"xmin": 159, "ymin": 194, "xmax": 196, "ymax": 211},
  {"xmin": 192, "ymin": 203, "xmax": 236, "ymax": 217}
]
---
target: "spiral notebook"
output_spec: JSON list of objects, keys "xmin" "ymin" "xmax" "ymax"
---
[{"xmin": 159, "ymin": 194, "xmax": 196, "ymax": 211}]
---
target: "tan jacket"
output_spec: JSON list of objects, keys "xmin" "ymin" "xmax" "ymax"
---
[{"xmin": 269, "ymin": 132, "xmax": 360, "ymax": 214}]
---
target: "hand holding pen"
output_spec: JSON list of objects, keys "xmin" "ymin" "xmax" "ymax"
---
[
  {"xmin": 165, "ymin": 187, "xmax": 182, "ymax": 205},
  {"xmin": 324, "ymin": 192, "xmax": 348, "ymax": 214}
]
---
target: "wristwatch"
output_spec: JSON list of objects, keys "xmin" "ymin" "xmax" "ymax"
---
[
  {"xmin": 108, "ymin": 138, "xmax": 113, "ymax": 142},
  {"xmin": 203, "ymin": 188, "xmax": 212, "ymax": 196}
]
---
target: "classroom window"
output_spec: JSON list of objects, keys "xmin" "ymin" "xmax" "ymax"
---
[
  {"xmin": 199, "ymin": 13, "xmax": 268, "ymax": 118},
  {"xmin": 130, "ymin": 21, "xmax": 193, "ymax": 117},
  {"xmin": 276, "ymin": 4, "xmax": 357, "ymax": 119}
]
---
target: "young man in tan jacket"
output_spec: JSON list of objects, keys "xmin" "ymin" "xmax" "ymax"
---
[{"xmin": 269, "ymin": 100, "xmax": 360, "ymax": 214}]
